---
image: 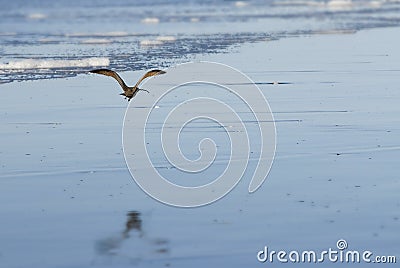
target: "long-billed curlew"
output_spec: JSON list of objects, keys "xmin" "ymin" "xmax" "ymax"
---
[{"xmin": 90, "ymin": 69, "xmax": 166, "ymax": 101}]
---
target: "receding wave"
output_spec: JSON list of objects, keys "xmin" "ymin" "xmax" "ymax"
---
[
  {"xmin": 1, "ymin": 0, "xmax": 400, "ymax": 84},
  {"xmin": 0, "ymin": 57, "xmax": 109, "ymax": 70},
  {"xmin": 65, "ymin": 31, "xmax": 131, "ymax": 37}
]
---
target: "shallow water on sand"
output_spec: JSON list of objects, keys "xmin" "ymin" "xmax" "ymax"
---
[{"xmin": 0, "ymin": 26, "xmax": 399, "ymax": 267}]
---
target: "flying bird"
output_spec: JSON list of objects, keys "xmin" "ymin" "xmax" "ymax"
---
[{"xmin": 90, "ymin": 68, "xmax": 166, "ymax": 101}]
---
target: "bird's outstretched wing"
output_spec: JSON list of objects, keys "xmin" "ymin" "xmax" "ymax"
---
[
  {"xmin": 90, "ymin": 69, "xmax": 128, "ymax": 92},
  {"xmin": 134, "ymin": 69, "xmax": 166, "ymax": 89}
]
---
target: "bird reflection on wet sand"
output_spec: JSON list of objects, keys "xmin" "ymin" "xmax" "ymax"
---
[
  {"xmin": 95, "ymin": 211, "xmax": 169, "ymax": 262},
  {"xmin": 122, "ymin": 211, "xmax": 143, "ymax": 238}
]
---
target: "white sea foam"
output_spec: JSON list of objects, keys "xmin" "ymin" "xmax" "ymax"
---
[
  {"xmin": 66, "ymin": 31, "xmax": 130, "ymax": 37},
  {"xmin": 141, "ymin": 17, "xmax": 160, "ymax": 24},
  {"xmin": 0, "ymin": 32, "xmax": 16, "ymax": 36},
  {"xmin": 0, "ymin": 57, "xmax": 109, "ymax": 70},
  {"xmin": 140, "ymin": 36, "xmax": 176, "ymax": 48},
  {"xmin": 327, "ymin": 0, "xmax": 353, "ymax": 10},
  {"xmin": 190, "ymin": 17, "xmax": 200, "ymax": 23},
  {"xmin": 277, "ymin": 0, "xmax": 382, "ymax": 9},
  {"xmin": 235, "ymin": 1, "xmax": 249, "ymax": 7},
  {"xmin": 26, "ymin": 13, "xmax": 47, "ymax": 20},
  {"xmin": 80, "ymin": 39, "xmax": 112, "ymax": 44},
  {"xmin": 156, "ymin": 36, "xmax": 177, "ymax": 42},
  {"xmin": 140, "ymin": 40, "xmax": 163, "ymax": 46},
  {"xmin": 273, "ymin": 1, "xmax": 324, "ymax": 7},
  {"xmin": 368, "ymin": 1, "xmax": 383, "ymax": 8}
]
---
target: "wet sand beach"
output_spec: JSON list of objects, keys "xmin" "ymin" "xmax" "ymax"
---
[
  {"xmin": 1, "ymin": 0, "xmax": 400, "ymax": 267},
  {"xmin": 1, "ymin": 26, "xmax": 399, "ymax": 267}
]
